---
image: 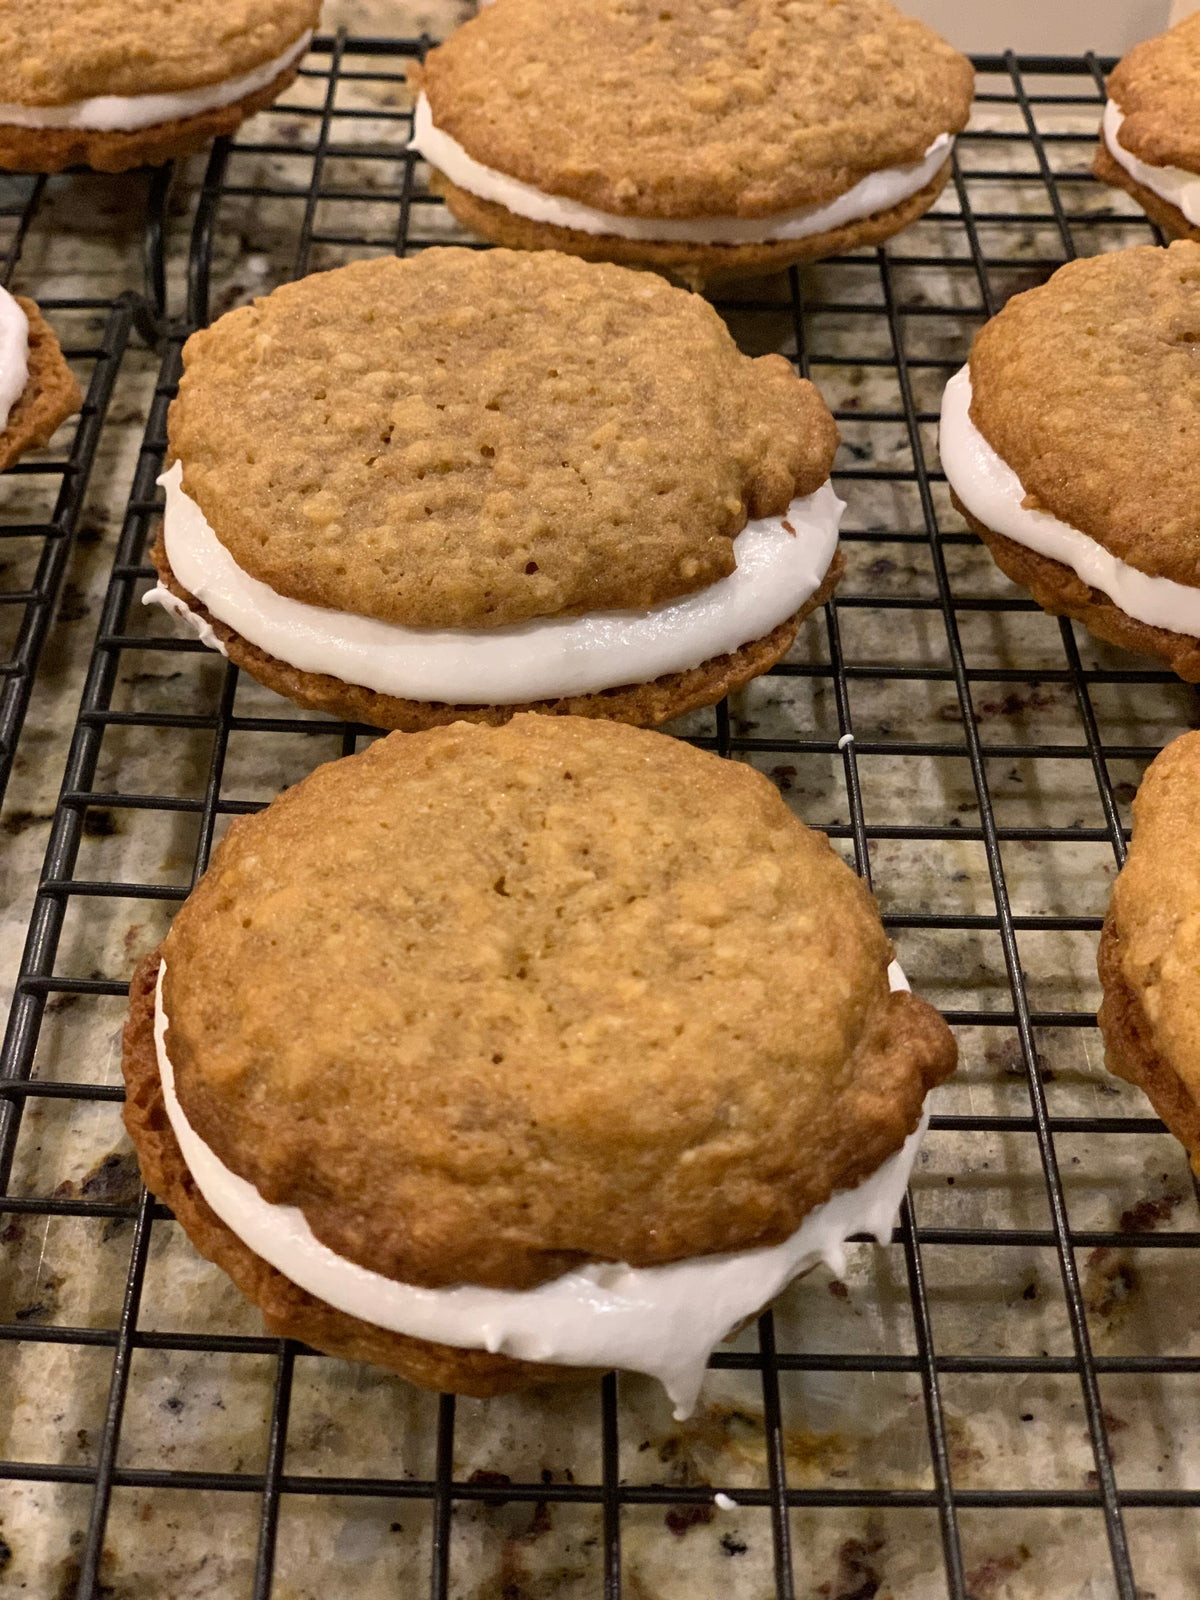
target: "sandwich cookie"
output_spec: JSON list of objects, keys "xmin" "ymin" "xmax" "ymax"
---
[
  {"xmin": 0, "ymin": 0, "xmax": 319, "ymax": 173},
  {"xmin": 0, "ymin": 287, "xmax": 82, "ymax": 472},
  {"xmin": 121, "ymin": 715, "xmax": 958, "ymax": 1409},
  {"xmin": 1094, "ymin": 13, "xmax": 1200, "ymax": 242},
  {"xmin": 147, "ymin": 248, "xmax": 845, "ymax": 729},
  {"xmin": 412, "ymin": 0, "xmax": 974, "ymax": 283},
  {"xmin": 939, "ymin": 242, "xmax": 1200, "ymax": 680},
  {"xmin": 1099, "ymin": 731, "xmax": 1200, "ymax": 1174}
]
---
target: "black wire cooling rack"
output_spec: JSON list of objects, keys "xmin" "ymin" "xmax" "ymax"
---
[
  {"xmin": 0, "ymin": 158, "xmax": 172, "ymax": 806},
  {"xmin": 2, "ymin": 37, "xmax": 1199, "ymax": 1600}
]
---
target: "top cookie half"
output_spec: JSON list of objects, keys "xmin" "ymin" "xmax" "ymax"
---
[
  {"xmin": 168, "ymin": 248, "xmax": 838, "ymax": 629},
  {"xmin": 420, "ymin": 0, "xmax": 974, "ymax": 219},
  {"xmin": 0, "ymin": 0, "xmax": 320, "ymax": 105},
  {"xmin": 1106, "ymin": 11, "xmax": 1200, "ymax": 172}
]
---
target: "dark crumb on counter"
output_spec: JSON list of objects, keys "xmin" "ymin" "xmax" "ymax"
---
[
  {"xmin": 1, "ymin": 808, "xmax": 53, "ymax": 836},
  {"xmin": 819, "ymin": 1528, "xmax": 886, "ymax": 1599},
  {"xmin": 0, "ymin": 1534, "xmax": 11, "ymax": 1573},
  {"xmin": 965, "ymin": 1544, "xmax": 1031, "ymax": 1598},
  {"xmin": 82, "ymin": 807, "xmax": 121, "ymax": 838},
  {"xmin": 467, "ymin": 1468, "xmax": 513, "ymax": 1506},
  {"xmin": 721, "ymin": 1532, "xmax": 748, "ymax": 1556},
  {"xmin": 828, "ymin": 1279, "xmax": 849, "ymax": 1299},
  {"xmin": 665, "ymin": 1502, "xmax": 715, "ymax": 1537},
  {"xmin": 1119, "ymin": 1191, "xmax": 1184, "ymax": 1233},
  {"xmin": 1083, "ymin": 1247, "xmax": 1138, "ymax": 1320}
]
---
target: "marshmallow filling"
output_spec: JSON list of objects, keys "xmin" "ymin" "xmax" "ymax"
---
[
  {"xmin": 155, "ymin": 960, "xmax": 926, "ymax": 1418},
  {"xmin": 0, "ymin": 32, "xmax": 312, "ymax": 133},
  {"xmin": 0, "ymin": 286, "xmax": 29, "ymax": 431},
  {"xmin": 1102, "ymin": 100, "xmax": 1200, "ymax": 227},
  {"xmin": 146, "ymin": 461, "xmax": 845, "ymax": 703},
  {"xmin": 410, "ymin": 94, "xmax": 954, "ymax": 247}
]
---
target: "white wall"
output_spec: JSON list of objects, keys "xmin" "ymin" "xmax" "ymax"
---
[{"xmin": 906, "ymin": 0, "xmax": 1173, "ymax": 54}]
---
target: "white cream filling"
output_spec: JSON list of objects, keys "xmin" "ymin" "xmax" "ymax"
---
[
  {"xmin": 0, "ymin": 285, "xmax": 29, "ymax": 433},
  {"xmin": 146, "ymin": 461, "xmax": 844, "ymax": 704},
  {"xmin": 0, "ymin": 32, "xmax": 312, "ymax": 133},
  {"xmin": 941, "ymin": 366, "xmax": 1200, "ymax": 636},
  {"xmin": 155, "ymin": 960, "xmax": 925, "ymax": 1418},
  {"xmin": 410, "ymin": 93, "xmax": 954, "ymax": 246},
  {"xmin": 1102, "ymin": 100, "xmax": 1200, "ymax": 227}
]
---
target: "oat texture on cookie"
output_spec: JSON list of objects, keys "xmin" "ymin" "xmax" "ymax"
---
[
  {"xmin": 1106, "ymin": 12, "xmax": 1200, "ymax": 173},
  {"xmin": 967, "ymin": 242, "xmax": 1200, "ymax": 586},
  {"xmin": 168, "ymin": 249, "xmax": 838, "ymax": 629},
  {"xmin": 1099, "ymin": 732, "xmax": 1200, "ymax": 1169},
  {"xmin": 158, "ymin": 717, "xmax": 956, "ymax": 1293},
  {"xmin": 0, "ymin": 0, "xmax": 320, "ymax": 104},
  {"xmin": 421, "ymin": 0, "xmax": 973, "ymax": 219}
]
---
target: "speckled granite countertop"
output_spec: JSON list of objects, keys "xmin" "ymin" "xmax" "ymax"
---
[{"xmin": 2, "ymin": 9, "xmax": 1199, "ymax": 1600}]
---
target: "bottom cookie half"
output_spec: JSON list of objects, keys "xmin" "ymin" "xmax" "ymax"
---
[
  {"xmin": 1092, "ymin": 143, "xmax": 1200, "ymax": 244},
  {"xmin": 953, "ymin": 494, "xmax": 1200, "ymax": 682},
  {"xmin": 0, "ymin": 297, "xmax": 82, "ymax": 472},
  {"xmin": 0, "ymin": 62, "xmax": 304, "ymax": 174},
  {"xmin": 122, "ymin": 951, "xmax": 589, "ymax": 1398},
  {"xmin": 1097, "ymin": 913, "xmax": 1200, "ymax": 1176},
  {"xmin": 150, "ymin": 540, "xmax": 845, "ymax": 730},
  {"xmin": 430, "ymin": 165, "xmax": 953, "ymax": 286}
]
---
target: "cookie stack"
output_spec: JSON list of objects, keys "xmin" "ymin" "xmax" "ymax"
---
[
  {"xmin": 123, "ymin": 717, "xmax": 956, "ymax": 1409},
  {"xmin": 940, "ymin": 242, "xmax": 1200, "ymax": 681},
  {"xmin": 148, "ymin": 248, "xmax": 846, "ymax": 729},
  {"xmin": 0, "ymin": 286, "xmax": 81, "ymax": 471},
  {"xmin": 1094, "ymin": 12, "xmax": 1200, "ymax": 241},
  {"xmin": 413, "ymin": 0, "xmax": 974, "ymax": 282},
  {"xmin": 0, "ymin": 0, "xmax": 318, "ymax": 171}
]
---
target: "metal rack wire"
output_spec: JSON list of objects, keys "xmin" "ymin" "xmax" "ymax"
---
[{"xmin": 2, "ymin": 38, "xmax": 1198, "ymax": 1600}]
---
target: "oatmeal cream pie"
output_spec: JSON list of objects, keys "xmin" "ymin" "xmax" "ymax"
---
[
  {"xmin": 122, "ymin": 715, "xmax": 957, "ymax": 1409},
  {"xmin": 0, "ymin": 286, "xmax": 82, "ymax": 472},
  {"xmin": 939, "ymin": 242, "xmax": 1200, "ymax": 681},
  {"xmin": 1094, "ymin": 12, "xmax": 1200, "ymax": 242},
  {"xmin": 410, "ymin": 0, "xmax": 974, "ymax": 282},
  {"xmin": 146, "ymin": 247, "xmax": 845, "ymax": 730},
  {"xmin": 0, "ymin": 0, "xmax": 319, "ymax": 174},
  {"xmin": 1099, "ymin": 731, "xmax": 1200, "ymax": 1174}
]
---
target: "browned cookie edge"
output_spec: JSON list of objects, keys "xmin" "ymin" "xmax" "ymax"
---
[
  {"xmin": 1092, "ymin": 142, "xmax": 1200, "ymax": 243},
  {"xmin": 150, "ymin": 537, "xmax": 846, "ymax": 728},
  {"xmin": 0, "ymin": 59, "xmax": 304, "ymax": 174},
  {"xmin": 430, "ymin": 163, "xmax": 953, "ymax": 285},
  {"xmin": 122, "ymin": 950, "xmax": 587, "ymax": 1397},
  {"xmin": 0, "ymin": 297, "xmax": 82, "ymax": 472},
  {"xmin": 952, "ymin": 492, "xmax": 1200, "ymax": 682},
  {"xmin": 1097, "ymin": 912, "xmax": 1200, "ymax": 1175}
]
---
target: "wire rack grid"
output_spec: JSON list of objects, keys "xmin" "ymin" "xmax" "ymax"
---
[
  {"xmin": 0, "ymin": 159, "xmax": 170, "ymax": 808},
  {"xmin": 2, "ymin": 36, "xmax": 1200, "ymax": 1600}
]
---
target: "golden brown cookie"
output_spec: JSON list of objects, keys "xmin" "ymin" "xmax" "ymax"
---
[
  {"xmin": 122, "ymin": 954, "xmax": 578, "ymax": 1397},
  {"xmin": 941, "ymin": 242, "xmax": 1200, "ymax": 677},
  {"xmin": 0, "ymin": 0, "xmax": 318, "ymax": 174},
  {"xmin": 1098, "ymin": 732, "xmax": 1200, "ymax": 1174},
  {"xmin": 1093, "ymin": 15, "xmax": 1200, "ymax": 239},
  {"xmin": 153, "ymin": 247, "xmax": 843, "ymax": 728},
  {"xmin": 0, "ymin": 295, "xmax": 82, "ymax": 472},
  {"xmin": 414, "ymin": 0, "xmax": 972, "ymax": 280},
  {"xmin": 1103, "ymin": 13, "xmax": 1200, "ymax": 173},
  {"xmin": 121, "ymin": 717, "xmax": 956, "ymax": 1391}
]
